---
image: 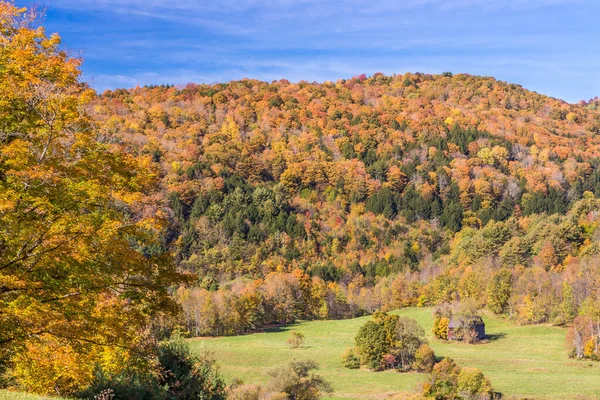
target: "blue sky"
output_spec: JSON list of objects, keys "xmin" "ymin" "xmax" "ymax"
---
[{"xmin": 21, "ymin": 0, "xmax": 600, "ymax": 103}]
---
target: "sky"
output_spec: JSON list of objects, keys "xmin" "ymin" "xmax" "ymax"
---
[{"xmin": 18, "ymin": 0, "xmax": 600, "ymax": 103}]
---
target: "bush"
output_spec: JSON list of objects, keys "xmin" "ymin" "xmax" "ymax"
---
[
  {"xmin": 81, "ymin": 367, "xmax": 166, "ymax": 400},
  {"xmin": 286, "ymin": 331, "xmax": 305, "ymax": 349},
  {"xmin": 382, "ymin": 353, "xmax": 398, "ymax": 370},
  {"xmin": 457, "ymin": 367, "xmax": 494, "ymax": 400},
  {"xmin": 413, "ymin": 344, "xmax": 436, "ymax": 373},
  {"xmin": 394, "ymin": 317, "xmax": 427, "ymax": 371},
  {"xmin": 432, "ymin": 303, "xmax": 452, "ymax": 340},
  {"xmin": 433, "ymin": 317, "xmax": 449, "ymax": 340},
  {"xmin": 355, "ymin": 312, "xmax": 399, "ymax": 370},
  {"xmin": 354, "ymin": 312, "xmax": 426, "ymax": 371},
  {"xmin": 157, "ymin": 340, "xmax": 226, "ymax": 400},
  {"xmin": 81, "ymin": 339, "xmax": 226, "ymax": 400},
  {"xmin": 422, "ymin": 358, "xmax": 461, "ymax": 399},
  {"xmin": 267, "ymin": 359, "xmax": 333, "ymax": 400},
  {"xmin": 422, "ymin": 358, "xmax": 494, "ymax": 400},
  {"xmin": 228, "ymin": 383, "xmax": 263, "ymax": 400},
  {"xmin": 342, "ymin": 348, "xmax": 361, "ymax": 369}
]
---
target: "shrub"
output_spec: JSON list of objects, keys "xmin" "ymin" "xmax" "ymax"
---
[
  {"xmin": 81, "ymin": 339, "xmax": 226, "ymax": 400},
  {"xmin": 354, "ymin": 312, "xmax": 426, "ymax": 371},
  {"xmin": 355, "ymin": 313, "xmax": 398, "ymax": 370},
  {"xmin": 457, "ymin": 367, "xmax": 494, "ymax": 400},
  {"xmin": 342, "ymin": 348, "xmax": 361, "ymax": 369},
  {"xmin": 432, "ymin": 317, "xmax": 441, "ymax": 337},
  {"xmin": 394, "ymin": 317, "xmax": 427, "ymax": 371},
  {"xmin": 286, "ymin": 331, "xmax": 305, "ymax": 349},
  {"xmin": 433, "ymin": 317, "xmax": 449, "ymax": 340},
  {"xmin": 422, "ymin": 358, "xmax": 494, "ymax": 400},
  {"xmin": 157, "ymin": 340, "xmax": 226, "ymax": 400},
  {"xmin": 413, "ymin": 344, "xmax": 436, "ymax": 373},
  {"xmin": 94, "ymin": 389, "xmax": 116, "ymax": 400},
  {"xmin": 228, "ymin": 383, "xmax": 264, "ymax": 400},
  {"xmin": 81, "ymin": 367, "xmax": 165, "ymax": 400},
  {"xmin": 422, "ymin": 358, "xmax": 461, "ymax": 399},
  {"xmin": 432, "ymin": 303, "xmax": 453, "ymax": 340},
  {"xmin": 382, "ymin": 353, "xmax": 398, "ymax": 370},
  {"xmin": 267, "ymin": 359, "xmax": 333, "ymax": 400}
]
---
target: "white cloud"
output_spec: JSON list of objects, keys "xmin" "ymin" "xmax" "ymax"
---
[{"xmin": 36, "ymin": 0, "xmax": 599, "ymax": 102}]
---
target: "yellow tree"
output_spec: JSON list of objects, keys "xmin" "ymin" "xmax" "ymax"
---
[{"xmin": 0, "ymin": 3, "xmax": 187, "ymax": 393}]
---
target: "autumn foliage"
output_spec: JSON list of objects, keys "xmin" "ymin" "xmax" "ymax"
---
[
  {"xmin": 5, "ymin": 0, "xmax": 600, "ymax": 395},
  {"xmin": 87, "ymin": 11, "xmax": 600, "ymax": 357},
  {"xmin": 0, "ymin": 3, "xmax": 187, "ymax": 395}
]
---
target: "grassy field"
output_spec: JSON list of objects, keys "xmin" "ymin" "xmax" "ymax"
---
[
  {"xmin": 0, "ymin": 391, "xmax": 57, "ymax": 400},
  {"xmin": 189, "ymin": 307, "xmax": 600, "ymax": 400},
  {"xmin": 2, "ymin": 308, "xmax": 599, "ymax": 399}
]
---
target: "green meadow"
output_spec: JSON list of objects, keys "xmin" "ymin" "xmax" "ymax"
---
[
  {"xmin": 2, "ymin": 307, "xmax": 599, "ymax": 400},
  {"xmin": 189, "ymin": 307, "xmax": 600, "ymax": 400},
  {"xmin": 0, "ymin": 392, "xmax": 57, "ymax": 400}
]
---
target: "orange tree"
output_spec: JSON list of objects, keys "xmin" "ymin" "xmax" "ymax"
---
[{"xmin": 0, "ymin": 3, "xmax": 187, "ymax": 394}]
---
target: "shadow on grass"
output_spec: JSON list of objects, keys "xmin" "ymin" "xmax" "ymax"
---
[
  {"xmin": 262, "ymin": 323, "xmax": 297, "ymax": 334},
  {"xmin": 484, "ymin": 332, "xmax": 506, "ymax": 342},
  {"xmin": 190, "ymin": 322, "xmax": 300, "ymax": 340}
]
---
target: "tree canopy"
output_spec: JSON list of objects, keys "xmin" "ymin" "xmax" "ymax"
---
[{"xmin": 0, "ymin": 3, "xmax": 187, "ymax": 393}]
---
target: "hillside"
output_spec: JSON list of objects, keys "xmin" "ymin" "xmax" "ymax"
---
[
  {"xmin": 93, "ymin": 73, "xmax": 600, "ymax": 276},
  {"xmin": 90, "ymin": 74, "xmax": 600, "ymax": 335}
]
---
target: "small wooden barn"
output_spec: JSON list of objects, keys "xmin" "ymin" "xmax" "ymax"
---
[{"xmin": 447, "ymin": 316, "xmax": 485, "ymax": 341}]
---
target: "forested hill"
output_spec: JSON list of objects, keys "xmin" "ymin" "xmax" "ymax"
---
[{"xmin": 92, "ymin": 73, "xmax": 600, "ymax": 328}]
